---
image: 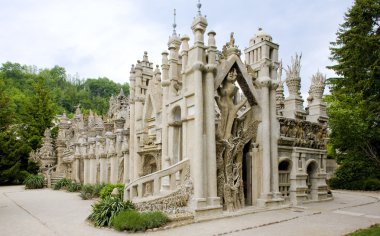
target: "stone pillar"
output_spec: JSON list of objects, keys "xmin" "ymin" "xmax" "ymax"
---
[
  {"xmin": 259, "ymin": 79, "xmax": 271, "ymax": 198},
  {"xmin": 192, "ymin": 63, "xmax": 206, "ymax": 206},
  {"xmin": 133, "ymin": 64, "xmax": 143, "ymax": 180},
  {"xmin": 205, "ymin": 31, "xmax": 220, "ymax": 206},
  {"xmin": 270, "ymin": 79, "xmax": 281, "ymax": 198},
  {"xmin": 83, "ymin": 156, "xmax": 89, "ymax": 184},
  {"xmin": 108, "ymin": 134, "xmax": 117, "ymax": 184},
  {"xmin": 129, "ymin": 66, "xmax": 136, "ymax": 183},
  {"xmin": 99, "ymin": 154, "xmax": 107, "ymax": 183},
  {"xmin": 161, "ymin": 51, "xmax": 171, "ymax": 191}
]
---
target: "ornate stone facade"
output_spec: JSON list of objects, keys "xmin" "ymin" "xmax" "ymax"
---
[{"xmin": 31, "ymin": 4, "xmax": 331, "ymax": 217}]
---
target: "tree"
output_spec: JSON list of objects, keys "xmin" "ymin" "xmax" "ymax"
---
[{"xmin": 327, "ymin": 0, "xmax": 380, "ymax": 189}]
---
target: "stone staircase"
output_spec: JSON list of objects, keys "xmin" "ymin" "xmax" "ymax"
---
[
  {"xmin": 124, "ymin": 159, "xmax": 191, "ymax": 214},
  {"xmin": 50, "ymin": 176, "xmax": 65, "ymax": 188}
]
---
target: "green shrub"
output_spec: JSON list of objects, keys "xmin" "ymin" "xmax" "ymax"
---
[
  {"xmin": 23, "ymin": 174, "xmax": 44, "ymax": 189},
  {"xmin": 141, "ymin": 211, "xmax": 169, "ymax": 229},
  {"xmin": 329, "ymin": 177, "xmax": 380, "ymax": 191},
  {"xmin": 111, "ymin": 210, "xmax": 169, "ymax": 232},
  {"xmin": 100, "ymin": 183, "xmax": 124, "ymax": 199},
  {"xmin": 67, "ymin": 181, "xmax": 82, "ymax": 192},
  {"xmin": 53, "ymin": 178, "xmax": 71, "ymax": 190},
  {"xmin": 88, "ymin": 196, "xmax": 135, "ymax": 227},
  {"xmin": 363, "ymin": 178, "xmax": 380, "ymax": 191},
  {"xmin": 80, "ymin": 184, "xmax": 95, "ymax": 200},
  {"xmin": 80, "ymin": 183, "xmax": 105, "ymax": 200}
]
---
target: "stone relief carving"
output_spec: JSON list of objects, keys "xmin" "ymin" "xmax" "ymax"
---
[
  {"xmin": 278, "ymin": 117, "xmax": 327, "ymax": 149},
  {"xmin": 215, "ymin": 68, "xmax": 260, "ymax": 211}
]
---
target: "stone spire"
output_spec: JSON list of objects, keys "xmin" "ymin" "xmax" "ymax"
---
[{"xmin": 191, "ymin": 0, "xmax": 208, "ymax": 46}]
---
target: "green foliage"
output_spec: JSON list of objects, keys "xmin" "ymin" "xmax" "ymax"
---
[
  {"xmin": 80, "ymin": 183, "xmax": 105, "ymax": 200},
  {"xmin": 23, "ymin": 174, "xmax": 44, "ymax": 189},
  {"xmin": 53, "ymin": 178, "xmax": 72, "ymax": 190},
  {"xmin": 88, "ymin": 197, "xmax": 135, "ymax": 227},
  {"xmin": 100, "ymin": 183, "xmax": 124, "ymax": 200},
  {"xmin": 111, "ymin": 210, "xmax": 169, "ymax": 232},
  {"xmin": 326, "ymin": 0, "xmax": 380, "ymax": 189},
  {"xmin": 67, "ymin": 182, "xmax": 82, "ymax": 192},
  {"xmin": 0, "ymin": 61, "xmax": 129, "ymax": 186},
  {"xmin": 346, "ymin": 224, "xmax": 380, "ymax": 236}
]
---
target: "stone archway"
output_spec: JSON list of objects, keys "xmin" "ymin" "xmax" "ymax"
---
[{"xmin": 306, "ymin": 161, "xmax": 318, "ymax": 200}]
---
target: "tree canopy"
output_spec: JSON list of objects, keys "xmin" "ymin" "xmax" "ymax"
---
[
  {"xmin": 327, "ymin": 0, "xmax": 380, "ymax": 190},
  {"xmin": 0, "ymin": 62, "xmax": 129, "ymax": 185}
]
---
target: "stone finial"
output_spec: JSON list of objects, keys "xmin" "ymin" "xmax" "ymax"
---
[
  {"xmin": 119, "ymin": 88, "xmax": 125, "ymax": 97},
  {"xmin": 172, "ymin": 8, "xmax": 177, "ymax": 36},
  {"xmin": 308, "ymin": 71, "xmax": 326, "ymax": 103},
  {"xmin": 207, "ymin": 30, "xmax": 216, "ymax": 47},
  {"xmin": 285, "ymin": 53, "xmax": 302, "ymax": 98},
  {"xmin": 161, "ymin": 51, "xmax": 169, "ymax": 65},
  {"xmin": 180, "ymin": 34, "xmax": 190, "ymax": 51},
  {"xmin": 143, "ymin": 51, "xmax": 149, "ymax": 62},
  {"xmin": 197, "ymin": 0, "xmax": 202, "ymax": 16},
  {"xmin": 130, "ymin": 64, "xmax": 135, "ymax": 73}
]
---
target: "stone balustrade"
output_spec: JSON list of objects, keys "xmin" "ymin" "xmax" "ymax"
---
[{"xmin": 124, "ymin": 159, "xmax": 189, "ymax": 201}]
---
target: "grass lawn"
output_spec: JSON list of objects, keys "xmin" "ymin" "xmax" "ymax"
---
[{"xmin": 347, "ymin": 224, "xmax": 380, "ymax": 236}]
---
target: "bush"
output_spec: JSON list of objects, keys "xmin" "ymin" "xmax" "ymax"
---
[
  {"xmin": 80, "ymin": 183, "xmax": 105, "ymax": 200},
  {"xmin": 24, "ymin": 174, "xmax": 44, "ymax": 189},
  {"xmin": 100, "ymin": 183, "xmax": 124, "ymax": 199},
  {"xmin": 88, "ymin": 196, "xmax": 135, "ymax": 227},
  {"xmin": 363, "ymin": 178, "xmax": 380, "ymax": 191},
  {"xmin": 329, "ymin": 177, "xmax": 380, "ymax": 191},
  {"xmin": 111, "ymin": 210, "xmax": 169, "ymax": 232},
  {"xmin": 67, "ymin": 181, "xmax": 82, "ymax": 192},
  {"xmin": 53, "ymin": 178, "xmax": 71, "ymax": 190}
]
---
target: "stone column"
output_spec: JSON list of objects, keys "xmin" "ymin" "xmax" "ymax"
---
[
  {"xmin": 192, "ymin": 62, "xmax": 206, "ymax": 205},
  {"xmin": 205, "ymin": 31, "xmax": 220, "ymax": 206},
  {"xmin": 128, "ymin": 66, "xmax": 136, "ymax": 183},
  {"xmin": 270, "ymin": 80, "xmax": 281, "ymax": 198},
  {"xmin": 161, "ymin": 51, "xmax": 171, "ymax": 191},
  {"xmin": 133, "ymin": 64, "xmax": 143, "ymax": 179},
  {"xmin": 259, "ymin": 80, "xmax": 271, "ymax": 198}
]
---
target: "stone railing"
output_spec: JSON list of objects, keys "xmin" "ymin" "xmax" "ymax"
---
[{"xmin": 124, "ymin": 159, "xmax": 190, "ymax": 201}]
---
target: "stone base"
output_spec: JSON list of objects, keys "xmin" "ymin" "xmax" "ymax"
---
[
  {"xmin": 207, "ymin": 196, "xmax": 221, "ymax": 207},
  {"xmin": 193, "ymin": 205, "xmax": 223, "ymax": 220},
  {"xmin": 257, "ymin": 193, "xmax": 284, "ymax": 208},
  {"xmin": 257, "ymin": 198, "xmax": 284, "ymax": 208}
]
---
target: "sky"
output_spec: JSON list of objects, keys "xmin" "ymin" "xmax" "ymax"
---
[{"xmin": 0, "ymin": 0, "xmax": 354, "ymax": 98}]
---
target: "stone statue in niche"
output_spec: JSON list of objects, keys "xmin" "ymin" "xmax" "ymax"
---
[{"xmin": 215, "ymin": 68, "xmax": 260, "ymax": 211}]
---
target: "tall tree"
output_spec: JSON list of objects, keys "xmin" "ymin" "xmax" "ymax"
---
[{"xmin": 327, "ymin": 0, "xmax": 380, "ymax": 188}]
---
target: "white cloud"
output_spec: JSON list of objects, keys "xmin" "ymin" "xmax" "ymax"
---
[{"xmin": 0, "ymin": 0, "xmax": 354, "ymax": 90}]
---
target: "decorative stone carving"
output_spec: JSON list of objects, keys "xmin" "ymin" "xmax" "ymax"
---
[
  {"xmin": 278, "ymin": 117, "xmax": 327, "ymax": 149},
  {"xmin": 308, "ymin": 72, "xmax": 326, "ymax": 102},
  {"xmin": 285, "ymin": 53, "xmax": 302, "ymax": 98},
  {"xmin": 215, "ymin": 67, "xmax": 260, "ymax": 211}
]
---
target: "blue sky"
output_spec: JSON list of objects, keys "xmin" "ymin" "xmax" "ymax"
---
[{"xmin": 0, "ymin": 0, "xmax": 354, "ymax": 97}]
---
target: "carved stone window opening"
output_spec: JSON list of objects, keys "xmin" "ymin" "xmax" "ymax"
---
[
  {"xmin": 278, "ymin": 160, "xmax": 291, "ymax": 198},
  {"xmin": 306, "ymin": 161, "xmax": 318, "ymax": 198}
]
